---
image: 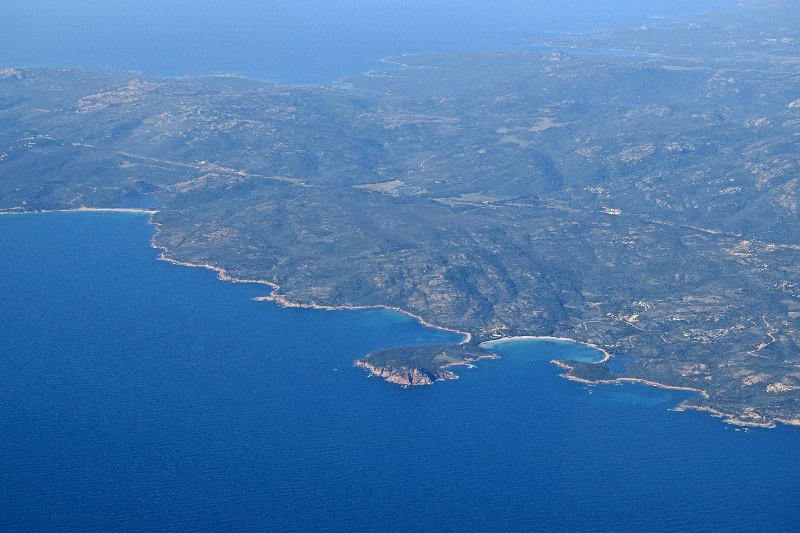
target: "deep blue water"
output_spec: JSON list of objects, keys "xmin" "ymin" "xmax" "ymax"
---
[
  {"xmin": 2, "ymin": 212, "xmax": 799, "ymax": 531},
  {"xmin": 2, "ymin": 0, "xmax": 739, "ymax": 84}
]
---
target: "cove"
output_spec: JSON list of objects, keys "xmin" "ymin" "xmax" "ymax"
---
[{"xmin": 482, "ymin": 337, "xmax": 610, "ymax": 364}]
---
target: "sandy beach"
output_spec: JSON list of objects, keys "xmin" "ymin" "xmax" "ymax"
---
[{"xmin": 481, "ymin": 335, "xmax": 612, "ymax": 363}]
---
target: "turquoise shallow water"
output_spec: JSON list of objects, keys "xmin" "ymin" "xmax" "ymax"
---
[
  {"xmin": 1, "ymin": 212, "xmax": 799, "ymax": 532},
  {"xmin": 482, "ymin": 337, "xmax": 608, "ymax": 363}
]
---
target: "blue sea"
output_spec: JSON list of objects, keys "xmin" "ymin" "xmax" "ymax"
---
[
  {"xmin": 2, "ymin": 0, "xmax": 738, "ymax": 84},
  {"xmin": 2, "ymin": 212, "xmax": 799, "ymax": 531}
]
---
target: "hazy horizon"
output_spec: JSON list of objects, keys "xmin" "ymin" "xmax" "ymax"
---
[{"xmin": 2, "ymin": 0, "xmax": 739, "ymax": 84}]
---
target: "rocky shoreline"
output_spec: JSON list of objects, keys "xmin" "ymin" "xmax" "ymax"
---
[
  {"xmin": 355, "ymin": 344, "xmax": 499, "ymax": 386},
  {"xmin": 354, "ymin": 360, "xmax": 457, "ymax": 386}
]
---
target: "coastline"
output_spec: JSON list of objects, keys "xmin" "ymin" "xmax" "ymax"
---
[
  {"xmin": 354, "ymin": 345, "xmax": 500, "ymax": 387},
  {"xmin": 5, "ymin": 208, "xmax": 795, "ymax": 429},
  {"xmin": 552, "ymin": 359, "xmax": 800, "ymax": 429},
  {"xmin": 4, "ymin": 208, "xmax": 475, "ymax": 380},
  {"xmin": 354, "ymin": 360, "xmax": 458, "ymax": 387},
  {"xmin": 673, "ymin": 403, "xmax": 800, "ymax": 429},
  {"xmin": 479, "ymin": 335, "xmax": 793, "ymax": 428},
  {"xmin": 552, "ymin": 359, "xmax": 710, "ymax": 398},
  {"xmin": 477, "ymin": 340, "xmax": 799, "ymax": 429},
  {"xmin": 256, "ymin": 292, "xmax": 472, "ymax": 344},
  {"xmin": 481, "ymin": 335, "xmax": 711, "ymax": 398},
  {"xmin": 441, "ymin": 353, "xmax": 501, "ymax": 369},
  {"xmin": 673, "ymin": 404, "xmax": 775, "ymax": 428},
  {"xmin": 144, "ymin": 216, "xmax": 473, "ymax": 345}
]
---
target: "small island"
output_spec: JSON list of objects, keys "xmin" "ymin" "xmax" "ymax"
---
[{"xmin": 356, "ymin": 344, "xmax": 498, "ymax": 386}]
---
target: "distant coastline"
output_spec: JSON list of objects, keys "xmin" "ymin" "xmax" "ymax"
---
[
  {"xmin": 0, "ymin": 207, "xmax": 158, "ymax": 216},
  {"xmin": 0, "ymin": 0, "xmax": 743, "ymax": 86}
]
